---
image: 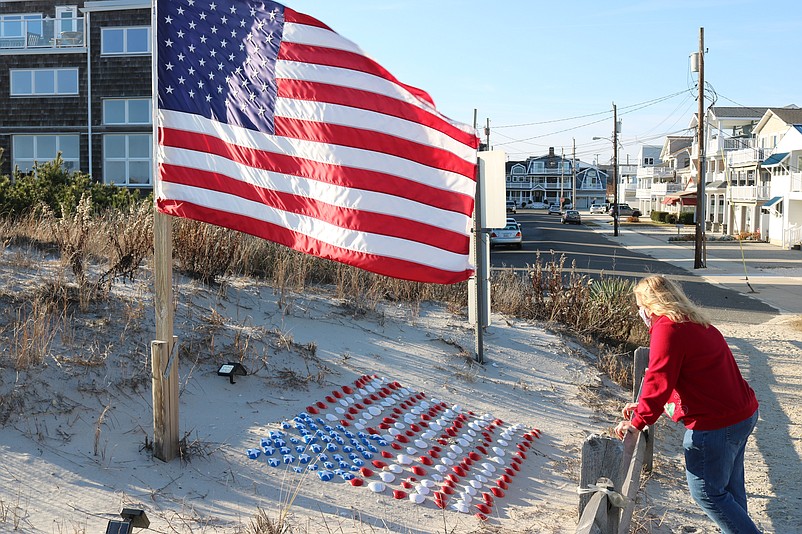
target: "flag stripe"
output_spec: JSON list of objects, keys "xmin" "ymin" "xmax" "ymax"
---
[
  {"xmin": 159, "ymin": 160, "xmax": 470, "ymax": 253},
  {"xmin": 273, "ymin": 117, "xmax": 475, "ymax": 178},
  {"xmin": 276, "ymin": 78, "xmax": 478, "ymax": 149},
  {"xmin": 160, "ymin": 111, "xmax": 476, "ymax": 202},
  {"xmin": 156, "ymin": 188, "xmax": 472, "ymax": 278},
  {"xmin": 159, "ymin": 199, "xmax": 471, "ymax": 284},
  {"xmin": 282, "ymin": 10, "xmax": 437, "ymax": 107}
]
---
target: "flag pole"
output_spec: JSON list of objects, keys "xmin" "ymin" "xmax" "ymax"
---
[{"xmin": 151, "ymin": 0, "xmax": 179, "ymax": 462}]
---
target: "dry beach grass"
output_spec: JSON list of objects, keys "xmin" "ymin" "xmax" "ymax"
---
[{"xmin": 0, "ymin": 206, "xmax": 800, "ymax": 533}]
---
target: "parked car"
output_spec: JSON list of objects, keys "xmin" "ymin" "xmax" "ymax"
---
[
  {"xmin": 561, "ymin": 210, "xmax": 581, "ymax": 225},
  {"xmin": 589, "ymin": 204, "xmax": 606, "ymax": 214},
  {"xmin": 548, "ymin": 203, "xmax": 562, "ymax": 215},
  {"xmin": 490, "ymin": 223, "xmax": 523, "ymax": 249},
  {"xmin": 506, "ymin": 201, "xmax": 517, "ymax": 214},
  {"xmin": 609, "ymin": 204, "xmax": 640, "ymax": 217}
]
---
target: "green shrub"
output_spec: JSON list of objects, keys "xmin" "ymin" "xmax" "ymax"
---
[
  {"xmin": 651, "ymin": 210, "xmax": 668, "ymax": 223},
  {"xmin": 678, "ymin": 212, "xmax": 695, "ymax": 225},
  {"xmin": 0, "ymin": 154, "xmax": 144, "ymax": 218},
  {"xmin": 666, "ymin": 213, "xmax": 678, "ymax": 224}
]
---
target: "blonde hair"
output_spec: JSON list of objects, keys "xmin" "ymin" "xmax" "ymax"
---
[{"xmin": 634, "ymin": 275, "xmax": 710, "ymax": 327}]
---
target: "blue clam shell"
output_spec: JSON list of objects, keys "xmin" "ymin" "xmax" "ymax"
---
[
  {"xmin": 362, "ymin": 451, "xmax": 373, "ymax": 460},
  {"xmin": 344, "ymin": 430, "xmax": 354, "ymax": 438},
  {"xmin": 295, "ymin": 445, "xmax": 305, "ymax": 453},
  {"xmin": 269, "ymin": 431, "xmax": 283, "ymax": 439},
  {"xmin": 267, "ymin": 458, "xmax": 280, "ymax": 467},
  {"xmin": 318, "ymin": 453, "xmax": 329, "ymax": 462},
  {"xmin": 316, "ymin": 418, "xmax": 325, "ymax": 425},
  {"xmin": 323, "ymin": 461, "xmax": 335, "ymax": 470},
  {"xmin": 349, "ymin": 464, "xmax": 361, "ymax": 471},
  {"xmin": 260, "ymin": 438, "xmax": 272, "ymax": 447},
  {"xmin": 279, "ymin": 446, "xmax": 291, "ymax": 455},
  {"xmin": 299, "ymin": 454, "xmax": 311, "ymax": 464},
  {"xmin": 318, "ymin": 471, "xmax": 334, "ymax": 482},
  {"xmin": 310, "ymin": 444, "xmax": 322, "ymax": 454},
  {"xmin": 352, "ymin": 458, "xmax": 364, "ymax": 467},
  {"xmin": 332, "ymin": 454, "xmax": 344, "ymax": 462},
  {"xmin": 292, "ymin": 466, "xmax": 304, "ymax": 473},
  {"xmin": 281, "ymin": 421, "xmax": 291, "ymax": 429},
  {"xmin": 274, "ymin": 438, "xmax": 287, "ymax": 447},
  {"xmin": 368, "ymin": 445, "xmax": 379, "ymax": 453},
  {"xmin": 341, "ymin": 472, "xmax": 355, "ymax": 481},
  {"xmin": 262, "ymin": 446, "xmax": 276, "ymax": 456},
  {"xmin": 338, "ymin": 461, "xmax": 349, "ymax": 469},
  {"xmin": 307, "ymin": 463, "xmax": 318, "ymax": 471},
  {"xmin": 246, "ymin": 448, "xmax": 260, "ymax": 459},
  {"xmin": 343, "ymin": 445, "xmax": 354, "ymax": 453},
  {"xmin": 289, "ymin": 436, "xmax": 300, "ymax": 444},
  {"xmin": 326, "ymin": 443, "xmax": 338, "ymax": 452},
  {"xmin": 283, "ymin": 454, "xmax": 295, "ymax": 464}
]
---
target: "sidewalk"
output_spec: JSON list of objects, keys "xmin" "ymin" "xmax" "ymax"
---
[{"xmin": 585, "ymin": 215, "xmax": 802, "ymax": 315}]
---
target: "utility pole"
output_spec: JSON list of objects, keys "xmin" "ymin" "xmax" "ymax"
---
[
  {"xmin": 613, "ymin": 103, "xmax": 619, "ymax": 237},
  {"xmin": 572, "ymin": 138, "xmax": 577, "ymax": 209},
  {"xmin": 560, "ymin": 147, "xmax": 565, "ymax": 208},
  {"xmin": 693, "ymin": 28, "xmax": 706, "ymax": 269},
  {"xmin": 472, "ymin": 110, "xmax": 487, "ymax": 364}
]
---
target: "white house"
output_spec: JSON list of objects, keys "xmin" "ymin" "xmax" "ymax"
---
[{"xmin": 753, "ymin": 109, "xmax": 802, "ymax": 247}]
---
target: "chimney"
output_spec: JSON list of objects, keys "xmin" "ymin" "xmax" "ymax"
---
[{"xmin": 548, "ymin": 147, "xmax": 555, "ymax": 157}]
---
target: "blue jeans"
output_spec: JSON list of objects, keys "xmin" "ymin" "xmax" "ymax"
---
[{"xmin": 683, "ymin": 410, "xmax": 761, "ymax": 534}]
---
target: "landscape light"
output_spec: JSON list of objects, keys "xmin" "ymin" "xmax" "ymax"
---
[
  {"xmin": 105, "ymin": 508, "xmax": 149, "ymax": 533},
  {"xmin": 217, "ymin": 362, "xmax": 247, "ymax": 384}
]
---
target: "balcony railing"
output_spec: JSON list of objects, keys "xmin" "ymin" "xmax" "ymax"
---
[
  {"xmin": 636, "ymin": 166, "xmax": 675, "ymax": 180},
  {"xmin": 727, "ymin": 146, "xmax": 772, "ymax": 167},
  {"xmin": 0, "ymin": 17, "xmax": 84, "ymax": 51},
  {"xmin": 708, "ymin": 136, "xmax": 749, "ymax": 155},
  {"xmin": 650, "ymin": 182, "xmax": 684, "ymax": 196},
  {"xmin": 729, "ymin": 185, "xmax": 771, "ymax": 202}
]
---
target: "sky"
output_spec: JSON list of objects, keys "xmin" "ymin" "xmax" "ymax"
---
[{"xmin": 284, "ymin": 0, "xmax": 801, "ymax": 166}]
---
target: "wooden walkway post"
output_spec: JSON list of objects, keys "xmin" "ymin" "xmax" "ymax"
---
[{"xmin": 152, "ymin": 211, "xmax": 179, "ymax": 461}]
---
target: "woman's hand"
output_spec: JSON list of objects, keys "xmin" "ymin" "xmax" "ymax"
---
[
  {"xmin": 614, "ymin": 420, "xmax": 640, "ymax": 440},
  {"xmin": 621, "ymin": 402, "xmax": 638, "ymax": 419}
]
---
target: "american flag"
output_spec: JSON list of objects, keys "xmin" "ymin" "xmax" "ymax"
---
[{"xmin": 155, "ymin": 0, "xmax": 479, "ymax": 284}]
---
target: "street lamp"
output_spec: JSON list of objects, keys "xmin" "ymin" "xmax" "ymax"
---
[{"xmin": 593, "ymin": 135, "xmax": 620, "ymax": 237}]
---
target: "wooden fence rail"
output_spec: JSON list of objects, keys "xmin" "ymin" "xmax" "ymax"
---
[{"xmin": 576, "ymin": 347, "xmax": 652, "ymax": 534}]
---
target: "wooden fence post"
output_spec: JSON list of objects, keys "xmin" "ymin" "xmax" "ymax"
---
[
  {"xmin": 632, "ymin": 347, "xmax": 653, "ymax": 472},
  {"xmin": 578, "ymin": 435, "xmax": 623, "ymax": 533}
]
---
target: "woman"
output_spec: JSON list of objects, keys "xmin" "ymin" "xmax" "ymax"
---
[{"xmin": 614, "ymin": 275, "xmax": 760, "ymax": 534}]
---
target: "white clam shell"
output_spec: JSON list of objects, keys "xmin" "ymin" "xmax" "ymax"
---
[
  {"xmin": 387, "ymin": 463, "xmax": 403, "ymax": 474},
  {"xmin": 450, "ymin": 445, "xmax": 463, "ymax": 455},
  {"xmin": 409, "ymin": 492, "xmax": 426, "ymax": 504},
  {"xmin": 368, "ymin": 481, "xmax": 386, "ymax": 493},
  {"xmin": 335, "ymin": 406, "xmax": 345, "ymax": 414},
  {"xmin": 416, "ymin": 485, "xmax": 430, "ymax": 496},
  {"xmin": 388, "ymin": 428, "xmax": 401, "ymax": 436},
  {"xmin": 492, "ymin": 446, "xmax": 505, "ymax": 456},
  {"xmin": 489, "ymin": 456, "xmax": 504, "ymax": 464},
  {"xmin": 379, "ymin": 472, "xmax": 395, "ymax": 483},
  {"xmin": 397, "ymin": 454, "xmax": 413, "ymax": 465},
  {"xmin": 434, "ymin": 464, "xmax": 448, "ymax": 474},
  {"xmin": 429, "ymin": 423, "xmax": 442, "ymax": 431},
  {"xmin": 464, "ymin": 485, "xmax": 477, "ymax": 496},
  {"xmin": 368, "ymin": 406, "xmax": 381, "ymax": 416},
  {"xmin": 469, "ymin": 479, "xmax": 482, "ymax": 489},
  {"xmin": 326, "ymin": 413, "xmax": 338, "ymax": 421},
  {"xmin": 420, "ymin": 479, "xmax": 435, "ymax": 488},
  {"xmin": 414, "ymin": 439, "xmax": 427, "ymax": 449},
  {"xmin": 441, "ymin": 457, "xmax": 454, "ymax": 466},
  {"xmin": 497, "ymin": 438, "xmax": 509, "ymax": 447},
  {"xmin": 452, "ymin": 501, "xmax": 469, "ymax": 513}
]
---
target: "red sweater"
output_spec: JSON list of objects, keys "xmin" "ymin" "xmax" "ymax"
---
[{"xmin": 631, "ymin": 315, "xmax": 758, "ymax": 431}]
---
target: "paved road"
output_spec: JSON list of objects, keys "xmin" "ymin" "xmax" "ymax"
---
[{"xmin": 490, "ymin": 211, "xmax": 780, "ymax": 324}]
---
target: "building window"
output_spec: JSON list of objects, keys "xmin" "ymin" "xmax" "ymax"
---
[
  {"xmin": 10, "ymin": 68, "xmax": 79, "ymax": 96},
  {"xmin": 104, "ymin": 134, "xmax": 152, "ymax": 186},
  {"xmin": 13, "ymin": 135, "xmax": 80, "ymax": 174},
  {"xmin": 101, "ymin": 26, "xmax": 150, "ymax": 55},
  {"xmin": 643, "ymin": 157, "xmax": 654, "ymax": 165},
  {"xmin": 103, "ymin": 98, "xmax": 152, "ymax": 125},
  {"xmin": 0, "ymin": 13, "xmax": 43, "ymax": 39}
]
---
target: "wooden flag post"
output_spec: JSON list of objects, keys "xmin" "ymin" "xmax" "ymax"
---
[{"xmin": 152, "ymin": 210, "xmax": 179, "ymax": 461}]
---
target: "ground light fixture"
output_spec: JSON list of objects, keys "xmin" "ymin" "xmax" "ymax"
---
[
  {"xmin": 217, "ymin": 362, "xmax": 247, "ymax": 384},
  {"xmin": 105, "ymin": 508, "xmax": 150, "ymax": 533}
]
